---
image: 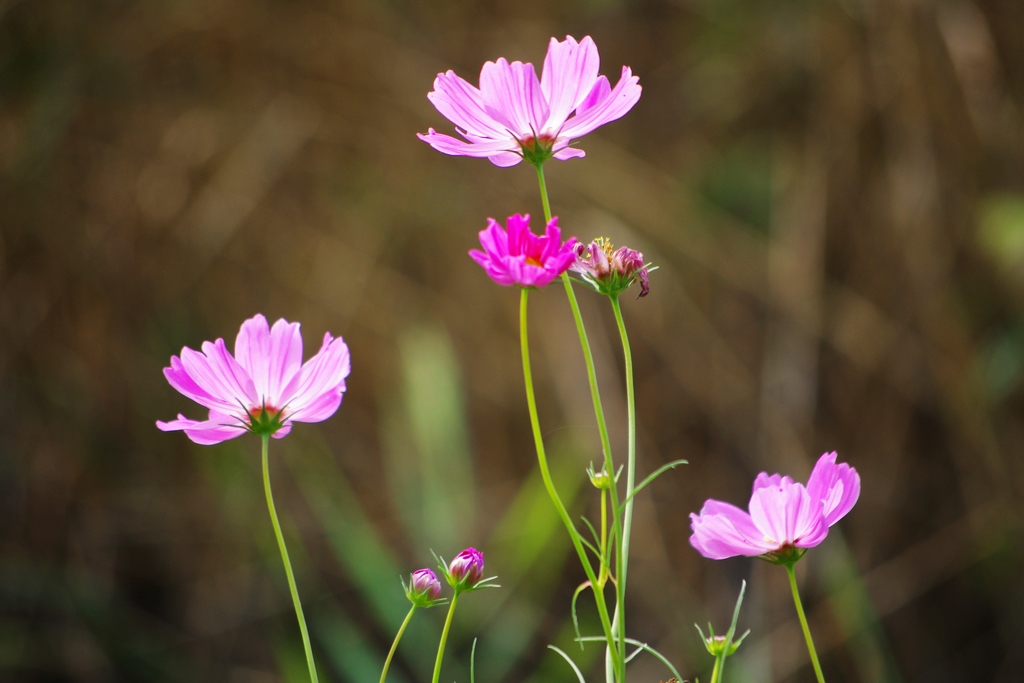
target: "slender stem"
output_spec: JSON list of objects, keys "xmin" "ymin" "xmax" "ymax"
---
[
  {"xmin": 535, "ymin": 162, "xmax": 623, "ymax": 683},
  {"xmin": 262, "ymin": 435, "xmax": 319, "ymax": 683},
  {"xmin": 609, "ymin": 297, "xmax": 637, "ymax": 588},
  {"xmin": 609, "ymin": 296, "xmax": 635, "ymax": 683},
  {"xmin": 534, "ymin": 164, "xmax": 615, "ymax": 492},
  {"xmin": 520, "ymin": 288, "xmax": 622, "ymax": 680},
  {"xmin": 709, "ymin": 655, "xmax": 723, "ymax": 683},
  {"xmin": 786, "ymin": 564, "xmax": 826, "ymax": 683},
  {"xmin": 535, "ymin": 163, "xmax": 553, "ymax": 223},
  {"xmin": 380, "ymin": 605, "xmax": 416, "ymax": 683},
  {"xmin": 599, "ymin": 488, "xmax": 608, "ymax": 583},
  {"xmin": 432, "ymin": 592, "xmax": 460, "ymax": 683}
]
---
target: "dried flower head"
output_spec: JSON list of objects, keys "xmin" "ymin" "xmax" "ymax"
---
[{"xmin": 571, "ymin": 237, "xmax": 652, "ymax": 298}]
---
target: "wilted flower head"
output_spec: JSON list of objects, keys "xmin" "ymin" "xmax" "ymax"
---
[
  {"xmin": 689, "ymin": 452, "xmax": 860, "ymax": 563},
  {"xmin": 419, "ymin": 35, "xmax": 641, "ymax": 167},
  {"xmin": 405, "ymin": 568, "xmax": 444, "ymax": 607},
  {"xmin": 470, "ymin": 214, "xmax": 577, "ymax": 288},
  {"xmin": 572, "ymin": 237, "xmax": 651, "ymax": 298},
  {"xmin": 157, "ymin": 314, "xmax": 350, "ymax": 445}
]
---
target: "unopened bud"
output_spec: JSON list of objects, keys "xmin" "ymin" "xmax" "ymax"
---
[
  {"xmin": 588, "ymin": 466, "xmax": 614, "ymax": 490},
  {"xmin": 448, "ymin": 547, "xmax": 485, "ymax": 590},
  {"xmin": 405, "ymin": 568, "xmax": 444, "ymax": 607}
]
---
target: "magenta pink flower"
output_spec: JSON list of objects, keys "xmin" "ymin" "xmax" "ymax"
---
[
  {"xmin": 470, "ymin": 214, "xmax": 577, "ymax": 288},
  {"xmin": 418, "ymin": 35, "xmax": 641, "ymax": 167},
  {"xmin": 690, "ymin": 452, "xmax": 860, "ymax": 561},
  {"xmin": 157, "ymin": 314, "xmax": 350, "ymax": 445}
]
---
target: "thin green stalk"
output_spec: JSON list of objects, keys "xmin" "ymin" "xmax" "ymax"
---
[
  {"xmin": 534, "ymin": 165, "xmax": 614, "ymax": 470},
  {"xmin": 786, "ymin": 564, "xmax": 826, "ymax": 683},
  {"xmin": 534, "ymin": 162, "xmax": 623, "ymax": 683},
  {"xmin": 609, "ymin": 295, "xmax": 636, "ymax": 682},
  {"xmin": 432, "ymin": 592, "xmax": 459, "ymax": 683},
  {"xmin": 535, "ymin": 163, "xmax": 553, "ymax": 224},
  {"xmin": 709, "ymin": 656, "xmax": 723, "ymax": 683},
  {"xmin": 520, "ymin": 288, "xmax": 622, "ymax": 681},
  {"xmin": 380, "ymin": 605, "xmax": 416, "ymax": 683},
  {"xmin": 262, "ymin": 435, "xmax": 319, "ymax": 683}
]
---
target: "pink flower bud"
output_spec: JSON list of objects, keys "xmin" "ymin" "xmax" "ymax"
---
[
  {"xmin": 410, "ymin": 568, "xmax": 442, "ymax": 602},
  {"xmin": 448, "ymin": 547, "xmax": 485, "ymax": 589}
]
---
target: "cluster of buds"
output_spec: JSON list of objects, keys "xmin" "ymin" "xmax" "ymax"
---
[
  {"xmin": 406, "ymin": 547, "xmax": 499, "ymax": 609},
  {"xmin": 571, "ymin": 237, "xmax": 653, "ymax": 298}
]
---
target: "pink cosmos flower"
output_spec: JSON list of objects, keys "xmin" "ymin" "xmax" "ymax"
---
[
  {"xmin": 418, "ymin": 35, "xmax": 642, "ymax": 167},
  {"xmin": 157, "ymin": 314, "xmax": 350, "ymax": 445},
  {"xmin": 690, "ymin": 452, "xmax": 860, "ymax": 561},
  {"xmin": 470, "ymin": 214, "xmax": 577, "ymax": 288}
]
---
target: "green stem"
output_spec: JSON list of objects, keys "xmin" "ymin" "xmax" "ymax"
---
[
  {"xmin": 709, "ymin": 655, "xmax": 723, "ymax": 683},
  {"xmin": 432, "ymin": 592, "xmax": 460, "ymax": 683},
  {"xmin": 535, "ymin": 163, "xmax": 553, "ymax": 223},
  {"xmin": 520, "ymin": 288, "xmax": 622, "ymax": 681},
  {"xmin": 609, "ymin": 295, "xmax": 635, "ymax": 681},
  {"xmin": 786, "ymin": 564, "xmax": 826, "ymax": 683},
  {"xmin": 380, "ymin": 605, "xmax": 416, "ymax": 683},
  {"xmin": 535, "ymin": 162, "xmax": 623, "ymax": 683},
  {"xmin": 262, "ymin": 435, "xmax": 319, "ymax": 683}
]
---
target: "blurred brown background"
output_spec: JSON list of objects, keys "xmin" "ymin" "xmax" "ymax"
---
[{"xmin": 2, "ymin": 0, "xmax": 1023, "ymax": 681}]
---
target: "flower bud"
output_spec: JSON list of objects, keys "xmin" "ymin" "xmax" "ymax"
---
[
  {"xmin": 405, "ymin": 568, "xmax": 444, "ymax": 607},
  {"xmin": 587, "ymin": 463, "xmax": 614, "ymax": 490},
  {"xmin": 448, "ymin": 547, "xmax": 485, "ymax": 590},
  {"xmin": 703, "ymin": 633, "xmax": 744, "ymax": 658}
]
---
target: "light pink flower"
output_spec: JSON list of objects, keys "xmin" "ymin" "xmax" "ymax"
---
[
  {"xmin": 470, "ymin": 214, "xmax": 577, "ymax": 288},
  {"xmin": 418, "ymin": 35, "xmax": 642, "ymax": 167},
  {"xmin": 689, "ymin": 452, "xmax": 860, "ymax": 560},
  {"xmin": 157, "ymin": 314, "xmax": 350, "ymax": 445}
]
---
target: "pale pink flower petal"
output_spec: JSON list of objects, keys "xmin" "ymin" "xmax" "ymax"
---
[
  {"xmin": 179, "ymin": 340, "xmax": 259, "ymax": 410},
  {"xmin": 806, "ymin": 451, "xmax": 861, "ymax": 526},
  {"xmin": 281, "ymin": 332, "xmax": 351, "ymax": 421},
  {"xmin": 559, "ymin": 66, "xmax": 642, "ymax": 139},
  {"xmin": 479, "ymin": 59, "xmax": 547, "ymax": 134},
  {"xmin": 552, "ymin": 147, "xmax": 586, "ymax": 161},
  {"xmin": 749, "ymin": 480, "xmax": 829, "ymax": 550},
  {"xmin": 234, "ymin": 314, "xmax": 303, "ymax": 405},
  {"xmin": 157, "ymin": 410, "xmax": 248, "ymax": 445},
  {"xmin": 541, "ymin": 35, "xmax": 600, "ymax": 133},
  {"xmin": 689, "ymin": 500, "xmax": 775, "ymax": 559},
  {"xmin": 427, "ymin": 71, "xmax": 509, "ymax": 139}
]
